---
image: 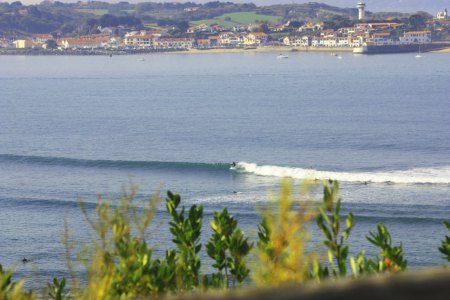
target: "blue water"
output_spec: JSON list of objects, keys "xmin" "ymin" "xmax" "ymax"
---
[{"xmin": 1, "ymin": 52, "xmax": 449, "ymax": 286}]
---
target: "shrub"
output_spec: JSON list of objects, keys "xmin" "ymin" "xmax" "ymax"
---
[
  {"xmin": 253, "ymin": 179, "xmax": 316, "ymax": 285},
  {"xmin": 205, "ymin": 208, "xmax": 252, "ymax": 288},
  {"xmin": 0, "ymin": 264, "xmax": 35, "ymax": 300},
  {"xmin": 439, "ymin": 221, "xmax": 450, "ymax": 262},
  {"xmin": 314, "ymin": 180, "xmax": 354, "ymax": 278}
]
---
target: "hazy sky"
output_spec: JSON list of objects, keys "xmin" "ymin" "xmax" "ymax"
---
[{"xmin": 5, "ymin": 0, "xmax": 446, "ymax": 13}]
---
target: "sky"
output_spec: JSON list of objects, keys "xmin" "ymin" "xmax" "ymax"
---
[{"xmin": 4, "ymin": 1, "xmax": 447, "ymax": 14}]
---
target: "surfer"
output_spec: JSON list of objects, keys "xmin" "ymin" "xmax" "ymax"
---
[
  {"xmin": 22, "ymin": 258, "xmax": 29, "ymax": 263},
  {"xmin": 231, "ymin": 162, "xmax": 236, "ymax": 167}
]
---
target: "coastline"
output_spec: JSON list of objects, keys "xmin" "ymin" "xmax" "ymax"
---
[
  {"xmin": 1, "ymin": 45, "xmax": 449, "ymax": 56},
  {"xmin": 0, "ymin": 46, "xmax": 354, "ymax": 56},
  {"xmin": 176, "ymin": 46, "xmax": 353, "ymax": 54}
]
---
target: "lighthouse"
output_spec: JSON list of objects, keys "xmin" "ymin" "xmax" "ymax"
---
[{"xmin": 357, "ymin": 1, "xmax": 366, "ymax": 20}]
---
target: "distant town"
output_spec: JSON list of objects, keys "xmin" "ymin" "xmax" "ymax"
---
[{"xmin": 0, "ymin": 1, "xmax": 449, "ymax": 54}]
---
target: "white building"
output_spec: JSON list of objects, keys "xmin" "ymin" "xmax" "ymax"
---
[
  {"xmin": 337, "ymin": 37, "xmax": 350, "ymax": 47},
  {"xmin": 399, "ymin": 31, "xmax": 432, "ymax": 44},
  {"xmin": 311, "ymin": 37, "xmax": 324, "ymax": 47},
  {"xmin": 124, "ymin": 35, "xmax": 154, "ymax": 47},
  {"xmin": 283, "ymin": 36, "xmax": 310, "ymax": 47},
  {"xmin": 153, "ymin": 38, "xmax": 195, "ymax": 49},
  {"xmin": 370, "ymin": 32, "xmax": 394, "ymax": 45},
  {"xmin": 436, "ymin": 9, "xmax": 448, "ymax": 20},
  {"xmin": 349, "ymin": 36, "xmax": 363, "ymax": 47},
  {"xmin": 323, "ymin": 37, "xmax": 337, "ymax": 47},
  {"xmin": 219, "ymin": 32, "xmax": 243, "ymax": 46},
  {"xmin": 243, "ymin": 32, "xmax": 268, "ymax": 46}
]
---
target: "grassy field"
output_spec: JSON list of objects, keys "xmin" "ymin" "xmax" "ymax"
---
[{"xmin": 192, "ymin": 12, "xmax": 282, "ymax": 28}]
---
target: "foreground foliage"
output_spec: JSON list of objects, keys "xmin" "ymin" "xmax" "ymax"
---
[
  {"xmin": 1, "ymin": 180, "xmax": 448, "ymax": 299},
  {"xmin": 440, "ymin": 221, "xmax": 450, "ymax": 262}
]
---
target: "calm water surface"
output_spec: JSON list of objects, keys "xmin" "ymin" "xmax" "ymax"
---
[{"xmin": 0, "ymin": 52, "xmax": 449, "ymax": 285}]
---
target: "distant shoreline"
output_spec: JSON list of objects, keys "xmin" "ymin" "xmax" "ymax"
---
[
  {"xmin": 176, "ymin": 46, "xmax": 354, "ymax": 54},
  {"xmin": 1, "ymin": 46, "xmax": 449, "ymax": 56},
  {"xmin": 0, "ymin": 46, "xmax": 353, "ymax": 56}
]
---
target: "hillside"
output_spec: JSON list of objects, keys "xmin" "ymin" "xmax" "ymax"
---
[{"xmin": 0, "ymin": 1, "xmax": 430, "ymax": 36}]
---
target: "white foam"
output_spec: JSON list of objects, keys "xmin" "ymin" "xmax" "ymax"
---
[{"xmin": 236, "ymin": 162, "xmax": 450, "ymax": 184}]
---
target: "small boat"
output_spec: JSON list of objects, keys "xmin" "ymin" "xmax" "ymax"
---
[
  {"xmin": 277, "ymin": 54, "xmax": 289, "ymax": 59},
  {"xmin": 137, "ymin": 58, "xmax": 146, "ymax": 61},
  {"xmin": 415, "ymin": 46, "xmax": 422, "ymax": 58},
  {"xmin": 337, "ymin": 55, "xmax": 343, "ymax": 59}
]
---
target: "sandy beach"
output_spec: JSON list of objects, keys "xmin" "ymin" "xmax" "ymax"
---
[{"xmin": 432, "ymin": 47, "xmax": 450, "ymax": 52}]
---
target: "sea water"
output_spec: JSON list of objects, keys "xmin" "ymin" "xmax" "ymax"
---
[{"xmin": 0, "ymin": 52, "xmax": 449, "ymax": 286}]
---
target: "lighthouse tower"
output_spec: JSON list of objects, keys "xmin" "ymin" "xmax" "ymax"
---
[{"xmin": 357, "ymin": 2, "xmax": 366, "ymax": 20}]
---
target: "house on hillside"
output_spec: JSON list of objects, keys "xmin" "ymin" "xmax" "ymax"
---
[
  {"xmin": 0, "ymin": 37, "xmax": 13, "ymax": 48},
  {"xmin": 219, "ymin": 32, "xmax": 243, "ymax": 46},
  {"xmin": 207, "ymin": 36, "xmax": 220, "ymax": 47},
  {"xmin": 153, "ymin": 38, "xmax": 195, "ymax": 49},
  {"xmin": 187, "ymin": 24, "xmax": 214, "ymax": 34},
  {"xmin": 349, "ymin": 36, "xmax": 363, "ymax": 47},
  {"xmin": 243, "ymin": 32, "xmax": 268, "ymax": 46},
  {"xmin": 298, "ymin": 22, "xmax": 323, "ymax": 33},
  {"xmin": 321, "ymin": 29, "xmax": 336, "ymax": 38},
  {"xmin": 311, "ymin": 37, "xmax": 324, "ymax": 47},
  {"xmin": 13, "ymin": 39, "xmax": 34, "ymax": 48},
  {"xmin": 196, "ymin": 39, "xmax": 210, "ymax": 48},
  {"xmin": 355, "ymin": 22, "xmax": 402, "ymax": 31},
  {"xmin": 32, "ymin": 33, "xmax": 53, "ymax": 44},
  {"xmin": 124, "ymin": 35, "xmax": 154, "ymax": 47},
  {"xmin": 58, "ymin": 37, "xmax": 109, "ymax": 49},
  {"xmin": 283, "ymin": 36, "xmax": 310, "ymax": 47}
]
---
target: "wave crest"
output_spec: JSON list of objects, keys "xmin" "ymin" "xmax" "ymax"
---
[{"xmin": 236, "ymin": 162, "xmax": 450, "ymax": 184}]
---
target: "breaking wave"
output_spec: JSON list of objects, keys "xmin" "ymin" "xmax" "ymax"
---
[{"xmin": 235, "ymin": 162, "xmax": 450, "ymax": 185}]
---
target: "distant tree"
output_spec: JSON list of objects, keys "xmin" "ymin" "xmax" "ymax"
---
[
  {"xmin": 408, "ymin": 14, "xmax": 426, "ymax": 30},
  {"xmin": 27, "ymin": 6, "xmax": 41, "ymax": 18},
  {"xmin": 45, "ymin": 39, "xmax": 58, "ymax": 49},
  {"xmin": 86, "ymin": 18, "xmax": 98, "ymax": 28},
  {"xmin": 324, "ymin": 15, "xmax": 354, "ymax": 30},
  {"xmin": 10, "ymin": 1, "xmax": 23, "ymax": 9},
  {"xmin": 204, "ymin": 1, "xmax": 222, "ymax": 9},
  {"xmin": 60, "ymin": 23, "xmax": 76, "ymax": 35},
  {"xmin": 288, "ymin": 20, "xmax": 304, "ymax": 28},
  {"xmin": 251, "ymin": 23, "xmax": 270, "ymax": 33},
  {"xmin": 118, "ymin": 16, "xmax": 142, "ymax": 27},
  {"xmin": 99, "ymin": 14, "xmax": 119, "ymax": 27},
  {"xmin": 176, "ymin": 20, "xmax": 190, "ymax": 33}
]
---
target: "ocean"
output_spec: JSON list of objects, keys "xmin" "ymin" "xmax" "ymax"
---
[{"xmin": 0, "ymin": 51, "xmax": 449, "ymax": 286}]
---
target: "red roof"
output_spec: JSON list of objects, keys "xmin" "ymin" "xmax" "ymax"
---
[{"xmin": 405, "ymin": 31, "xmax": 431, "ymax": 34}]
